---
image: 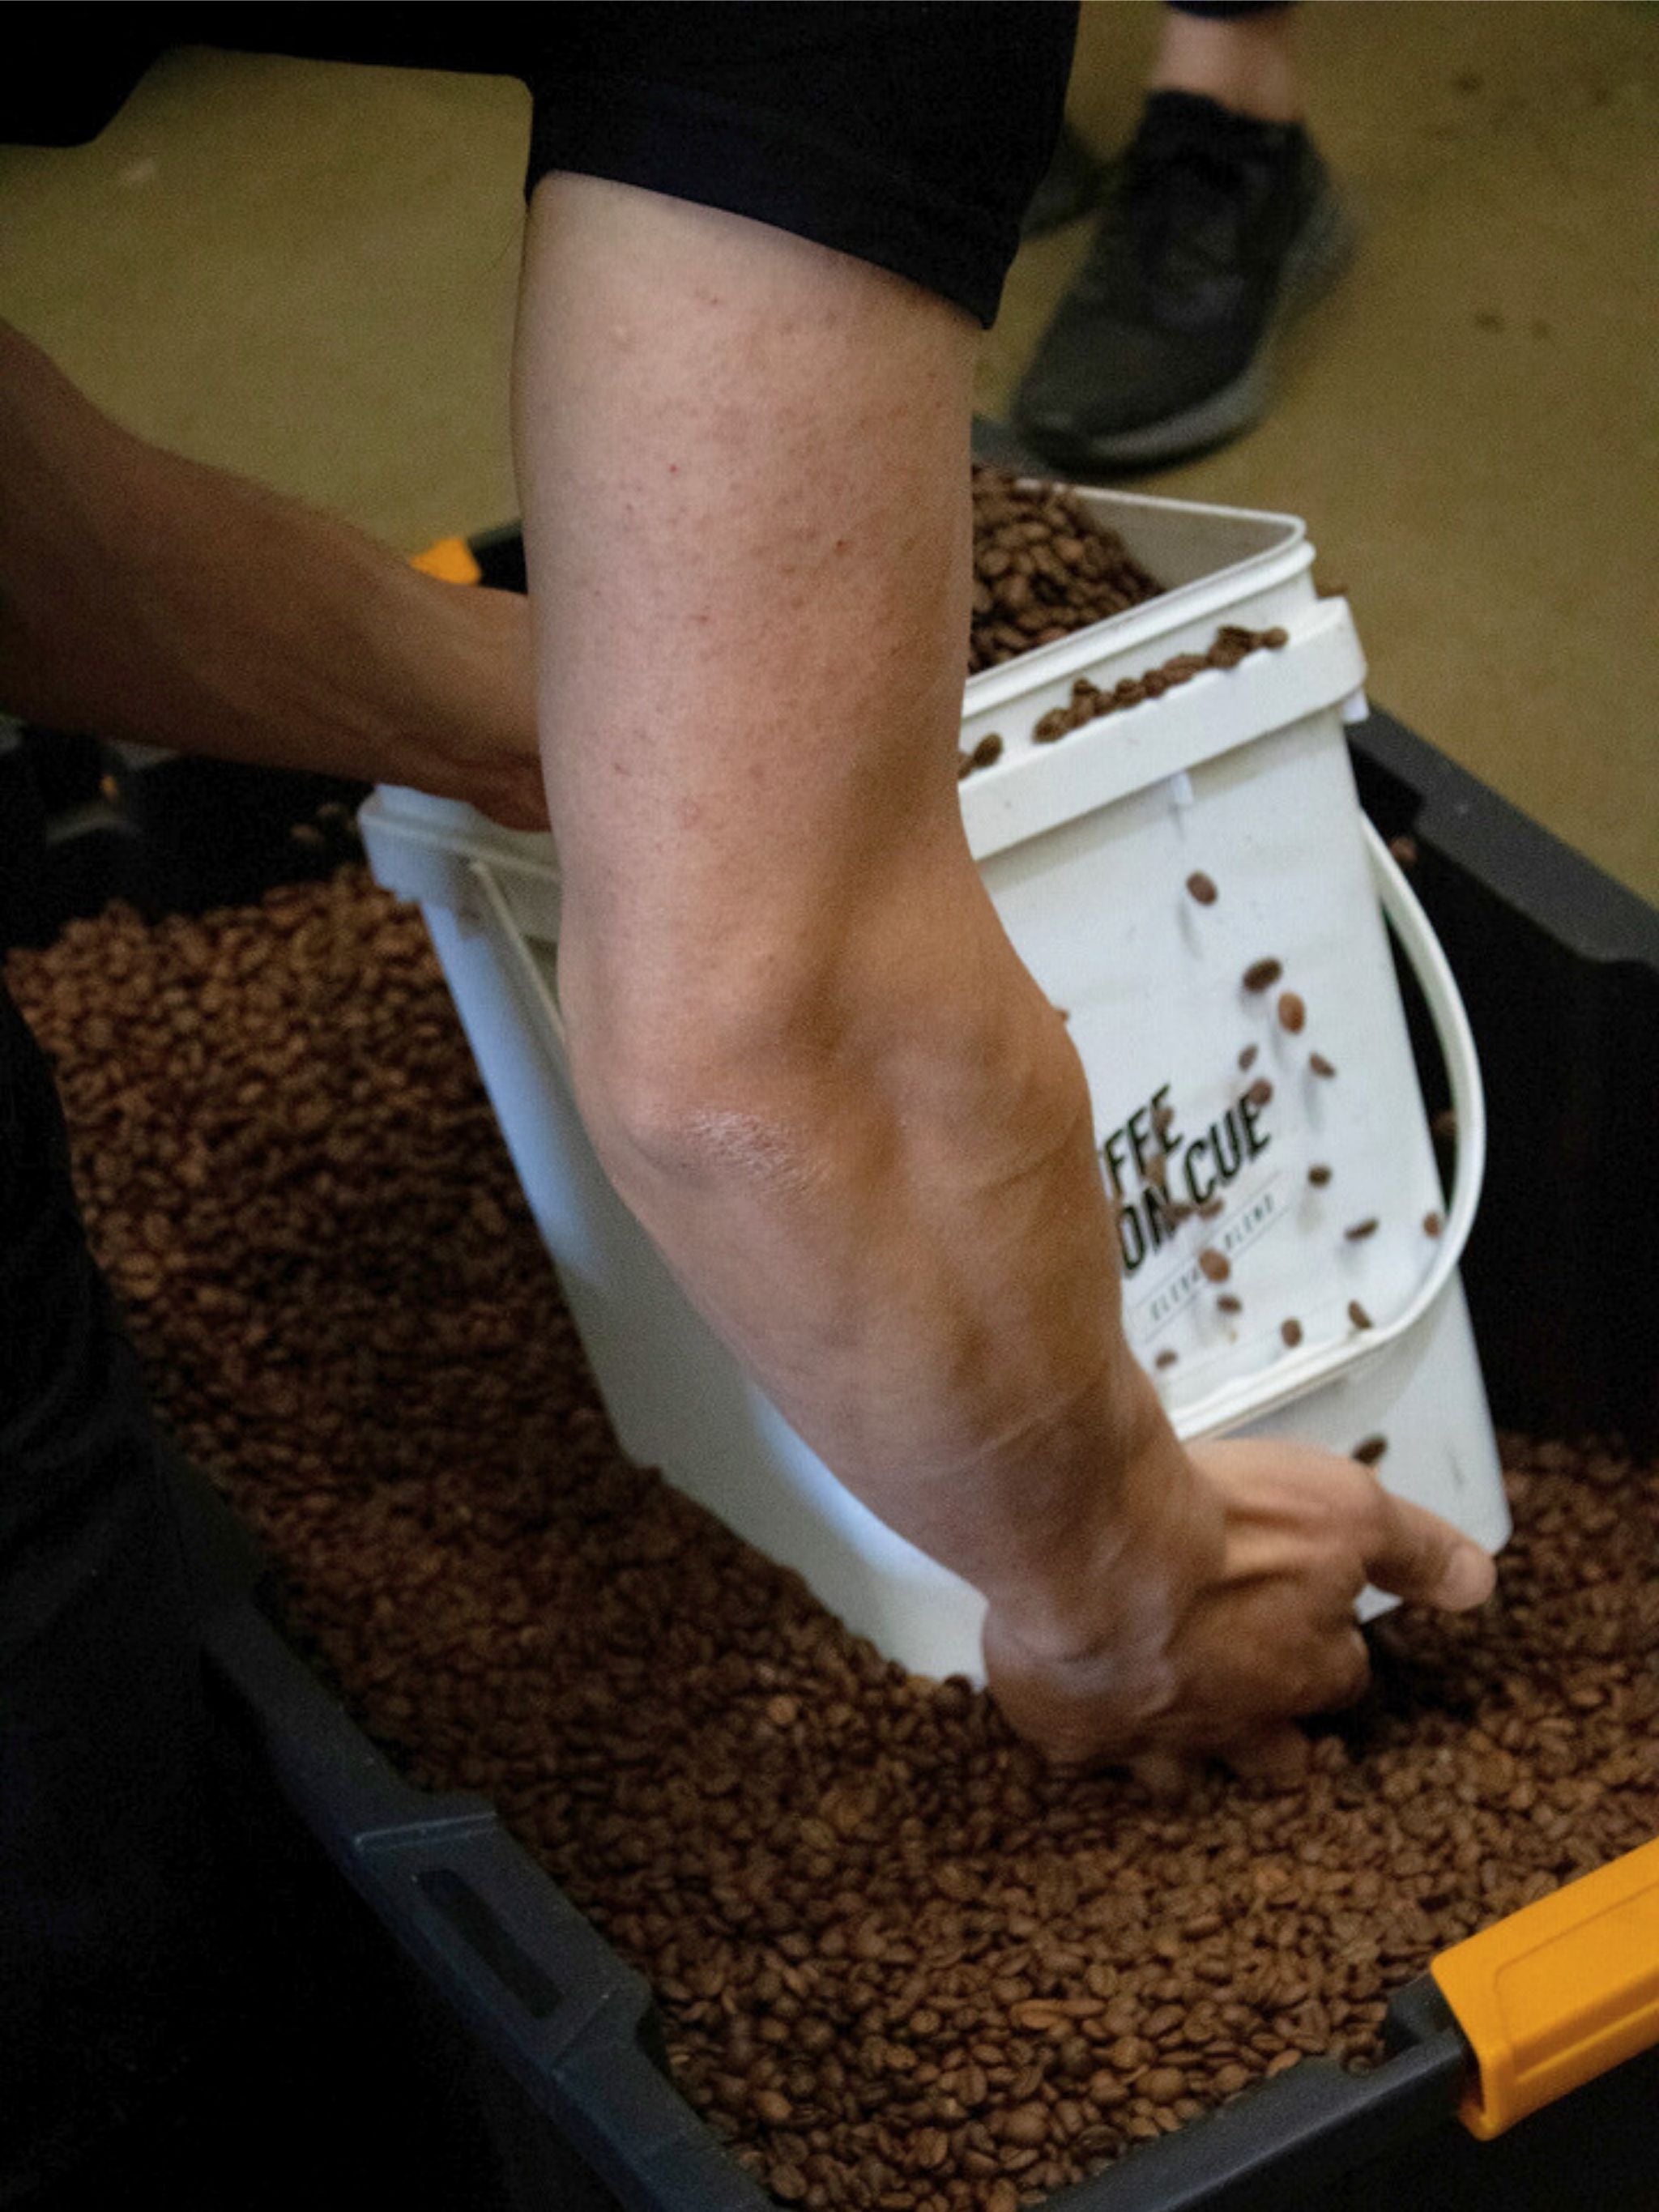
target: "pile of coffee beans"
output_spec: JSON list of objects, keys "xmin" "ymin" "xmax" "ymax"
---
[
  {"xmin": 9, "ymin": 876, "xmax": 1656, "ymax": 2212},
  {"xmin": 969, "ymin": 468, "xmax": 1164, "ymax": 676},
  {"xmin": 958, "ymin": 624, "xmax": 1290, "ymax": 782}
]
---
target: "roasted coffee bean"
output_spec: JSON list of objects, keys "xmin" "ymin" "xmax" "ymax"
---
[
  {"xmin": 1242, "ymin": 959, "xmax": 1283, "ymax": 993},
  {"xmin": 1423, "ymin": 1212, "xmax": 1444, "ymax": 1238},
  {"xmin": 1277, "ymin": 993, "xmax": 1306, "ymax": 1034},
  {"xmin": 1238, "ymin": 1045, "xmax": 1259, "ymax": 1072},
  {"xmin": 1197, "ymin": 1195, "xmax": 1225, "ymax": 1218},
  {"xmin": 966, "ymin": 486, "xmax": 1286, "ymax": 740},
  {"xmin": 1154, "ymin": 1349, "xmax": 1179, "ymax": 1370},
  {"xmin": 962, "ymin": 732, "xmax": 1004, "ymax": 777},
  {"xmin": 1351, "ymin": 1437, "xmax": 1389, "ymax": 1467},
  {"xmin": 1243, "ymin": 1078, "xmax": 1273, "ymax": 1108},
  {"xmin": 1197, "ymin": 1248, "xmax": 1230, "ymax": 1284},
  {"xmin": 1307, "ymin": 1164, "xmax": 1333, "ymax": 1187},
  {"xmin": 968, "ymin": 467, "xmax": 1162, "ymax": 675},
  {"xmin": 1262, "ymin": 627, "xmax": 1289, "ymax": 649},
  {"xmin": 1349, "ymin": 1298, "xmax": 1374, "ymax": 1329},
  {"xmin": 998, "ymin": 2103, "xmax": 1050, "ymax": 2148},
  {"xmin": 1216, "ymin": 1294, "xmax": 1243, "ymax": 1315},
  {"xmin": 1345, "ymin": 1219, "xmax": 1380, "ymax": 1242},
  {"xmin": 15, "ymin": 872, "xmax": 1653, "ymax": 2212},
  {"xmin": 1388, "ymin": 835, "xmax": 1419, "ymax": 870},
  {"xmin": 1281, "ymin": 1319, "xmax": 1303, "ymax": 1348},
  {"xmin": 1185, "ymin": 871, "xmax": 1218, "ymax": 906},
  {"xmin": 1309, "ymin": 1054, "xmax": 1337, "ymax": 1079},
  {"xmin": 1026, "ymin": 619, "xmax": 1281, "ymax": 750},
  {"xmin": 1153, "ymin": 1102, "xmax": 1175, "ymax": 1137},
  {"xmin": 1432, "ymin": 1109, "xmax": 1459, "ymax": 1144}
]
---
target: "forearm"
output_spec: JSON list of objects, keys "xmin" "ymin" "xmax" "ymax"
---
[
  {"xmin": 514, "ymin": 182, "xmax": 1491, "ymax": 1772},
  {"xmin": 514, "ymin": 177, "xmax": 1205, "ymax": 1652},
  {"xmin": 0, "ymin": 322, "xmax": 539, "ymax": 820},
  {"xmin": 569, "ymin": 869, "xmax": 1205, "ymax": 1654}
]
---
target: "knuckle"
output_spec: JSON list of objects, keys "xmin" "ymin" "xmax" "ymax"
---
[{"xmin": 1329, "ymin": 1643, "xmax": 1372, "ymax": 1709}]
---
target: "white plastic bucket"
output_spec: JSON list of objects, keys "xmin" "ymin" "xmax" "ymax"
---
[{"xmin": 362, "ymin": 489, "xmax": 1509, "ymax": 1683}]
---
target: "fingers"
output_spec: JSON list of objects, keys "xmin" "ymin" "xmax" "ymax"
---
[
  {"xmin": 1362, "ymin": 1485, "xmax": 1495, "ymax": 1612},
  {"xmin": 1133, "ymin": 1725, "xmax": 1313, "ymax": 1794},
  {"xmin": 1128, "ymin": 1749, "xmax": 1194, "ymax": 1801},
  {"xmin": 1309, "ymin": 1621, "xmax": 1374, "ymax": 1712},
  {"xmin": 1221, "ymin": 1723, "xmax": 1311, "ymax": 1788}
]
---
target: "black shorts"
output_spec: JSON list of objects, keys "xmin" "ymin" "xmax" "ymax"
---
[
  {"xmin": 1, "ymin": 975, "xmax": 222, "ymax": 2189},
  {"xmin": 2, "ymin": 3, "xmax": 1078, "ymax": 326}
]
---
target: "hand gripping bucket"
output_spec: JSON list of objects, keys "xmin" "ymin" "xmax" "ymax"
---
[{"xmin": 361, "ymin": 489, "xmax": 1510, "ymax": 1684}]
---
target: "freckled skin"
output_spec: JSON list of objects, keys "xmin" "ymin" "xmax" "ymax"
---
[{"xmin": 511, "ymin": 178, "xmax": 1495, "ymax": 1773}]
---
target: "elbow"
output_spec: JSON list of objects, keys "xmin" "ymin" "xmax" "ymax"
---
[
  {"xmin": 553, "ymin": 856, "xmax": 1085, "ymax": 1209},
  {"xmin": 560, "ymin": 982, "xmax": 835, "ymax": 1208},
  {"xmin": 565, "ymin": 957, "xmax": 1087, "ymax": 1227}
]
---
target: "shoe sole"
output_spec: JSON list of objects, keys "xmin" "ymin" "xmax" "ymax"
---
[{"xmin": 1016, "ymin": 188, "xmax": 1358, "ymax": 473}]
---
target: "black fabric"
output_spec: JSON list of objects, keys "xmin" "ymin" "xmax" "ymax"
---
[
  {"xmin": 1, "ymin": 4, "xmax": 1077, "ymax": 329},
  {"xmin": 518, "ymin": 5, "xmax": 1077, "ymax": 327},
  {"xmin": 1168, "ymin": 2, "xmax": 1293, "ymax": 17},
  {"xmin": 0, "ymin": 978, "xmax": 224, "ymax": 2197},
  {"xmin": 0, "ymin": 16, "xmax": 167, "ymax": 147}
]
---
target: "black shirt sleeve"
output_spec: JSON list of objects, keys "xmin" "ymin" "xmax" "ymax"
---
[
  {"xmin": 2, "ymin": 5, "xmax": 1076, "ymax": 328},
  {"xmin": 520, "ymin": 4, "xmax": 1079, "ymax": 328}
]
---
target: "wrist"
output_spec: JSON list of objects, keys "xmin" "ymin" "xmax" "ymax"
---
[
  {"xmin": 360, "ymin": 570, "xmax": 543, "ymax": 822},
  {"xmin": 984, "ymin": 1359, "xmax": 1222, "ymax": 1671}
]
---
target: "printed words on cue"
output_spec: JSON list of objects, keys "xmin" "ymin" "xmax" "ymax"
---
[{"xmin": 1101, "ymin": 1081, "xmax": 1271, "ymax": 1278}]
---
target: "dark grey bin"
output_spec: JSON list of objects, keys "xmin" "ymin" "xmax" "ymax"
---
[{"xmin": 158, "ymin": 645, "xmax": 1657, "ymax": 2211}]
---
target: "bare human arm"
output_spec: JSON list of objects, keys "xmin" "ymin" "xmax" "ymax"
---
[
  {"xmin": 514, "ymin": 180, "xmax": 1495, "ymax": 1775},
  {"xmin": 0, "ymin": 320, "xmax": 543, "ymax": 825}
]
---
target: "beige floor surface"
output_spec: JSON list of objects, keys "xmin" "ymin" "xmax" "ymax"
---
[{"xmin": 2, "ymin": 5, "xmax": 1653, "ymax": 897}]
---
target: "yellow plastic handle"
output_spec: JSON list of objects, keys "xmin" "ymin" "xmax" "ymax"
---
[
  {"xmin": 1430, "ymin": 1835, "xmax": 1659, "ymax": 2138},
  {"xmin": 410, "ymin": 536, "xmax": 482, "ymax": 586}
]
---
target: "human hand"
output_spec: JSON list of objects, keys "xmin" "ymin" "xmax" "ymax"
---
[
  {"xmin": 982, "ymin": 1433, "xmax": 1495, "ymax": 1781},
  {"xmin": 0, "ymin": 320, "xmax": 545, "ymax": 822}
]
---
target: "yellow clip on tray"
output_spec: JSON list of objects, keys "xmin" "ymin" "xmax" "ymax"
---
[
  {"xmin": 410, "ymin": 535, "xmax": 482, "ymax": 586},
  {"xmin": 1431, "ymin": 1834, "xmax": 1659, "ymax": 2138}
]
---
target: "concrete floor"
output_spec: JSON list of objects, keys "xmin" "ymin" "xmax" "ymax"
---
[{"xmin": 2, "ymin": 5, "xmax": 1653, "ymax": 897}]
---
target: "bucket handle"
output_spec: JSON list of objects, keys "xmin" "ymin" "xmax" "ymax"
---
[{"xmin": 1171, "ymin": 820, "xmax": 1486, "ymax": 1440}]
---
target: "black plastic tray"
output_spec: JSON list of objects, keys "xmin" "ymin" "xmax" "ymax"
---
[
  {"xmin": 174, "ymin": 680, "xmax": 1656, "ymax": 2208},
  {"xmin": 181, "ymin": 1478, "xmax": 1659, "ymax": 2212},
  {"xmin": 11, "ymin": 549, "xmax": 1656, "ymax": 2205}
]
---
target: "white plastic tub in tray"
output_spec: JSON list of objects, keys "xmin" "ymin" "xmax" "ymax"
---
[{"xmin": 362, "ymin": 488, "xmax": 1509, "ymax": 1683}]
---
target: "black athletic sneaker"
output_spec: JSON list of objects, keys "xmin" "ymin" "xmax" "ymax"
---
[{"xmin": 1013, "ymin": 90, "xmax": 1354, "ymax": 470}]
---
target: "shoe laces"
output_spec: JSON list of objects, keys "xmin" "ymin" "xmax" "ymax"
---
[{"xmin": 1087, "ymin": 100, "xmax": 1295, "ymax": 301}]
